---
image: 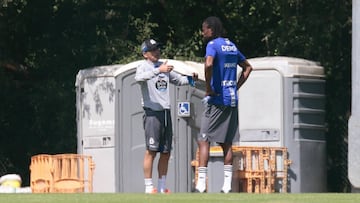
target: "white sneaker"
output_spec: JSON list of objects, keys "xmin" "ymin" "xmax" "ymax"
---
[{"xmin": 145, "ymin": 188, "xmax": 157, "ymax": 194}]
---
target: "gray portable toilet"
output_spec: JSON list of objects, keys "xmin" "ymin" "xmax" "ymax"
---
[
  {"xmin": 75, "ymin": 59, "xmax": 205, "ymax": 193},
  {"xmin": 75, "ymin": 64, "xmax": 120, "ymax": 192},
  {"xmin": 238, "ymin": 56, "xmax": 327, "ymax": 192}
]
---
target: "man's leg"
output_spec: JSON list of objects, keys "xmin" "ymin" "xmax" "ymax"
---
[
  {"xmin": 220, "ymin": 143, "xmax": 233, "ymax": 193},
  {"xmin": 144, "ymin": 150, "xmax": 157, "ymax": 193},
  {"xmin": 195, "ymin": 140, "xmax": 210, "ymax": 193},
  {"xmin": 157, "ymin": 152, "xmax": 170, "ymax": 193}
]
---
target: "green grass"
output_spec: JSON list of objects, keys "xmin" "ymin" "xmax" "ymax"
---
[{"xmin": 0, "ymin": 193, "xmax": 359, "ymax": 203}]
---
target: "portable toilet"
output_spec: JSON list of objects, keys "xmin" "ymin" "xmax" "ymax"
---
[
  {"xmin": 238, "ymin": 56, "xmax": 327, "ymax": 192},
  {"xmin": 75, "ymin": 64, "xmax": 121, "ymax": 192},
  {"xmin": 75, "ymin": 59, "xmax": 205, "ymax": 193}
]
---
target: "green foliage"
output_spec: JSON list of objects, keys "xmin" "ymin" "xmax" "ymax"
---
[
  {"xmin": 116, "ymin": 13, "xmax": 158, "ymax": 64},
  {"xmin": 0, "ymin": 0, "xmax": 352, "ymax": 191}
]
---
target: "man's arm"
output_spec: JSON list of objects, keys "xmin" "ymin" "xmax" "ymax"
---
[
  {"xmin": 204, "ymin": 56, "xmax": 216, "ymax": 96},
  {"xmin": 237, "ymin": 60, "xmax": 253, "ymax": 90},
  {"xmin": 134, "ymin": 61, "xmax": 173, "ymax": 82}
]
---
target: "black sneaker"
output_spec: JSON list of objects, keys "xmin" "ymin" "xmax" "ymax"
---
[{"xmin": 220, "ymin": 189, "xmax": 232, "ymax": 193}]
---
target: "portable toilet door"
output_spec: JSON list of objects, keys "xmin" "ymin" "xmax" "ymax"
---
[
  {"xmin": 113, "ymin": 63, "xmax": 145, "ymax": 193},
  {"xmin": 113, "ymin": 59, "xmax": 202, "ymax": 193},
  {"xmin": 238, "ymin": 56, "xmax": 326, "ymax": 193}
]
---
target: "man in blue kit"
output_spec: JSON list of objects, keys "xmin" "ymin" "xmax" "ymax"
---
[
  {"xmin": 195, "ymin": 16, "xmax": 253, "ymax": 193},
  {"xmin": 135, "ymin": 38, "xmax": 197, "ymax": 194}
]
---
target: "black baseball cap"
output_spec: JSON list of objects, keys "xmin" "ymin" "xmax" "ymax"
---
[{"xmin": 141, "ymin": 39, "xmax": 161, "ymax": 53}]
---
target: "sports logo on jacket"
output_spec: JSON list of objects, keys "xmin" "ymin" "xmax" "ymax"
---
[{"xmin": 155, "ymin": 75, "xmax": 168, "ymax": 92}]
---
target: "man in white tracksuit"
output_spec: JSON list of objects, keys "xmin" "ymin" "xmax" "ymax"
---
[{"xmin": 135, "ymin": 38, "xmax": 197, "ymax": 194}]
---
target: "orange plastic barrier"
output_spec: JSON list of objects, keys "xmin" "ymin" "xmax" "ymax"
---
[
  {"xmin": 192, "ymin": 146, "xmax": 291, "ymax": 193},
  {"xmin": 29, "ymin": 154, "xmax": 53, "ymax": 193},
  {"xmin": 30, "ymin": 154, "xmax": 95, "ymax": 193}
]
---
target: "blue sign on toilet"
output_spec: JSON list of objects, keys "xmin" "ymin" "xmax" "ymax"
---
[{"xmin": 178, "ymin": 102, "xmax": 190, "ymax": 117}]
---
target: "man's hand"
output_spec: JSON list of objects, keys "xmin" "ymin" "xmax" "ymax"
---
[
  {"xmin": 159, "ymin": 60, "xmax": 174, "ymax": 73},
  {"xmin": 192, "ymin": 72, "xmax": 198, "ymax": 80}
]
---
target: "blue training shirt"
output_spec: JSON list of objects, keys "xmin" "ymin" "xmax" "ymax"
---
[{"xmin": 205, "ymin": 37, "xmax": 246, "ymax": 107}]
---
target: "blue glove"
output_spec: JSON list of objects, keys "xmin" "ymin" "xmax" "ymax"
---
[{"xmin": 187, "ymin": 76, "xmax": 195, "ymax": 87}]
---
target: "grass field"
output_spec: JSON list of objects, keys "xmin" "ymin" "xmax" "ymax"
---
[{"xmin": 0, "ymin": 193, "xmax": 359, "ymax": 203}]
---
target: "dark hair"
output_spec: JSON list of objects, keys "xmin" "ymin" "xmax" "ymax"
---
[{"xmin": 203, "ymin": 16, "xmax": 225, "ymax": 39}]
